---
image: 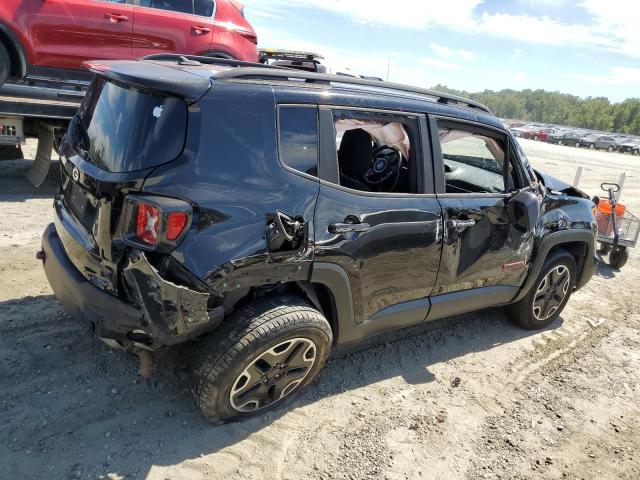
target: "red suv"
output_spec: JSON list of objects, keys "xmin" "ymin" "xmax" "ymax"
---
[{"xmin": 0, "ymin": 0, "xmax": 258, "ymax": 86}]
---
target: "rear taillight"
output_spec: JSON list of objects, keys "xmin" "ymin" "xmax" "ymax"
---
[
  {"xmin": 136, "ymin": 203, "xmax": 161, "ymax": 246},
  {"xmin": 238, "ymin": 30, "xmax": 258, "ymax": 45},
  {"xmin": 167, "ymin": 212, "xmax": 188, "ymax": 241},
  {"xmin": 121, "ymin": 195, "xmax": 193, "ymax": 252}
]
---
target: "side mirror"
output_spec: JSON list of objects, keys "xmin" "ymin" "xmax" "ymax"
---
[{"xmin": 508, "ymin": 190, "xmax": 540, "ymax": 232}]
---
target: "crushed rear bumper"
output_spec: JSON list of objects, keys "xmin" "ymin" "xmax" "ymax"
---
[
  {"xmin": 41, "ymin": 223, "xmax": 223, "ymax": 349},
  {"xmin": 42, "ymin": 223, "xmax": 142, "ymax": 345}
]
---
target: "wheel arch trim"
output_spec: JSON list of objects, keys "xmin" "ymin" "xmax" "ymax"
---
[
  {"xmin": 309, "ymin": 263, "xmax": 354, "ymax": 342},
  {"xmin": 512, "ymin": 229, "xmax": 596, "ymax": 303}
]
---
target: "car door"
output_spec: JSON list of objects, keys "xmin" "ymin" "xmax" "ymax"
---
[
  {"xmin": 28, "ymin": 0, "xmax": 132, "ymax": 70},
  {"xmin": 313, "ymin": 106, "xmax": 443, "ymax": 340},
  {"xmin": 130, "ymin": 0, "xmax": 216, "ymax": 59},
  {"xmin": 428, "ymin": 116, "xmax": 538, "ymax": 319}
]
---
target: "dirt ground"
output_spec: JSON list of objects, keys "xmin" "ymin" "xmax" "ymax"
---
[{"xmin": 0, "ymin": 139, "xmax": 639, "ymax": 480}]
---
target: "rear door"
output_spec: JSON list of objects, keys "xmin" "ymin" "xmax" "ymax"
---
[
  {"xmin": 131, "ymin": 0, "xmax": 216, "ymax": 58},
  {"xmin": 313, "ymin": 106, "xmax": 442, "ymax": 335},
  {"xmin": 28, "ymin": 0, "xmax": 132, "ymax": 70},
  {"xmin": 428, "ymin": 116, "xmax": 536, "ymax": 318}
]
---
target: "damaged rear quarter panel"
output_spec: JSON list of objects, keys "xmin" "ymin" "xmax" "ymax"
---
[
  {"xmin": 139, "ymin": 82, "xmax": 320, "ymax": 305},
  {"xmin": 123, "ymin": 251, "xmax": 211, "ymax": 340}
]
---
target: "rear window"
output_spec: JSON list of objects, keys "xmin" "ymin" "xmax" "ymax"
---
[{"xmin": 74, "ymin": 78, "xmax": 187, "ymax": 173}]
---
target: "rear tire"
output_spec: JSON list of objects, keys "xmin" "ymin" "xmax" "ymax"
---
[
  {"xmin": 505, "ymin": 250, "xmax": 576, "ymax": 330},
  {"xmin": 191, "ymin": 295, "xmax": 333, "ymax": 424},
  {"xmin": 0, "ymin": 42, "xmax": 10, "ymax": 87},
  {"xmin": 590, "ymin": 143, "xmax": 595, "ymax": 149},
  {"xmin": 609, "ymin": 246, "xmax": 629, "ymax": 269},
  {"xmin": 607, "ymin": 146, "xmax": 614, "ymax": 152},
  {"xmin": 575, "ymin": 142, "xmax": 580, "ymax": 148}
]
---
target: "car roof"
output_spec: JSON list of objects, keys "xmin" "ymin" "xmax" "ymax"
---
[{"xmin": 85, "ymin": 56, "xmax": 502, "ymax": 128}]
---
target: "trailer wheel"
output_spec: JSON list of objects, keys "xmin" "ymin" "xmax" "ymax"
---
[
  {"xmin": 0, "ymin": 42, "xmax": 10, "ymax": 87},
  {"xmin": 609, "ymin": 246, "xmax": 629, "ymax": 269}
]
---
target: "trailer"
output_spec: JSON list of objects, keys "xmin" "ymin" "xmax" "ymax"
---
[{"xmin": 0, "ymin": 81, "xmax": 85, "ymax": 186}]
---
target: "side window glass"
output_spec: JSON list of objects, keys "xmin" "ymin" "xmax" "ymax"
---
[
  {"xmin": 145, "ymin": 0, "xmax": 193, "ymax": 14},
  {"xmin": 194, "ymin": 0, "xmax": 215, "ymax": 16},
  {"xmin": 278, "ymin": 106, "xmax": 318, "ymax": 177},
  {"xmin": 332, "ymin": 110, "xmax": 420, "ymax": 194},
  {"xmin": 437, "ymin": 126, "xmax": 513, "ymax": 194}
]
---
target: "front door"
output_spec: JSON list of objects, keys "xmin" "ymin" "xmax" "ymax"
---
[
  {"xmin": 314, "ymin": 107, "xmax": 442, "ymax": 338},
  {"xmin": 428, "ymin": 117, "xmax": 535, "ymax": 316},
  {"xmin": 28, "ymin": 0, "xmax": 133, "ymax": 70},
  {"xmin": 131, "ymin": 0, "xmax": 216, "ymax": 59}
]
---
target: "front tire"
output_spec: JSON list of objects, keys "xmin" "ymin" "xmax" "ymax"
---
[
  {"xmin": 505, "ymin": 250, "xmax": 576, "ymax": 330},
  {"xmin": 0, "ymin": 42, "xmax": 10, "ymax": 87},
  {"xmin": 191, "ymin": 295, "xmax": 333, "ymax": 423}
]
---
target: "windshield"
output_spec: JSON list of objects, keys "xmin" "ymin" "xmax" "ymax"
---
[{"xmin": 72, "ymin": 78, "xmax": 187, "ymax": 173}]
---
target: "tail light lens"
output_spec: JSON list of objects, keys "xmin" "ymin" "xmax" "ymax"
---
[
  {"xmin": 122, "ymin": 195, "xmax": 192, "ymax": 251},
  {"xmin": 136, "ymin": 203, "xmax": 161, "ymax": 246},
  {"xmin": 238, "ymin": 30, "xmax": 258, "ymax": 45},
  {"xmin": 167, "ymin": 212, "xmax": 188, "ymax": 241}
]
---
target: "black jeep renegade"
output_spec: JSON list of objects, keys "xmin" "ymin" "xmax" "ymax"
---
[{"xmin": 40, "ymin": 56, "xmax": 598, "ymax": 423}]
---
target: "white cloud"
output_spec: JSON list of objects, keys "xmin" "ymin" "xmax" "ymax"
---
[
  {"xmin": 246, "ymin": 0, "xmax": 481, "ymax": 29},
  {"xmin": 430, "ymin": 43, "xmax": 475, "ymax": 61},
  {"xmin": 564, "ymin": 67, "xmax": 640, "ymax": 86},
  {"xmin": 420, "ymin": 57, "xmax": 463, "ymax": 70},
  {"xmin": 246, "ymin": 0, "xmax": 640, "ymax": 59}
]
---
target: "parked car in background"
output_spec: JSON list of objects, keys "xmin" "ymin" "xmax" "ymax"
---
[
  {"xmin": 547, "ymin": 129, "xmax": 582, "ymax": 147},
  {"xmin": 617, "ymin": 138, "xmax": 640, "ymax": 155},
  {"xmin": 580, "ymin": 134, "xmax": 618, "ymax": 151},
  {"xmin": 0, "ymin": 0, "xmax": 258, "ymax": 87},
  {"xmin": 523, "ymin": 126, "xmax": 555, "ymax": 142}
]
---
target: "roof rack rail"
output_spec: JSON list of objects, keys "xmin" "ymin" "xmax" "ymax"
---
[
  {"xmin": 214, "ymin": 68, "xmax": 493, "ymax": 114},
  {"xmin": 141, "ymin": 54, "xmax": 492, "ymax": 114},
  {"xmin": 141, "ymin": 53, "xmax": 285, "ymax": 70}
]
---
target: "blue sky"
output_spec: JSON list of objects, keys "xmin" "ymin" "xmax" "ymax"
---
[{"xmin": 242, "ymin": 0, "xmax": 640, "ymax": 102}]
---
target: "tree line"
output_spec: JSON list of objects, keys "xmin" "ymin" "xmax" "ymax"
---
[{"xmin": 432, "ymin": 85, "xmax": 640, "ymax": 136}]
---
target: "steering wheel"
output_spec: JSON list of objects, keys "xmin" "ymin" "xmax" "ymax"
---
[{"xmin": 364, "ymin": 145, "xmax": 404, "ymax": 186}]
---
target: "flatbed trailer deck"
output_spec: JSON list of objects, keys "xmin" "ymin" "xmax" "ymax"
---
[{"xmin": 0, "ymin": 82, "xmax": 84, "ymax": 186}]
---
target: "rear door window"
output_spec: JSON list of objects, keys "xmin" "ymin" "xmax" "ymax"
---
[
  {"xmin": 278, "ymin": 106, "xmax": 319, "ymax": 177},
  {"xmin": 73, "ymin": 78, "xmax": 187, "ymax": 173}
]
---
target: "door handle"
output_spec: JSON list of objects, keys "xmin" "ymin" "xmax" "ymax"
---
[
  {"xmin": 105, "ymin": 13, "xmax": 129, "ymax": 22},
  {"xmin": 329, "ymin": 222, "xmax": 371, "ymax": 234},
  {"xmin": 191, "ymin": 25, "xmax": 211, "ymax": 35},
  {"xmin": 447, "ymin": 219, "xmax": 476, "ymax": 231}
]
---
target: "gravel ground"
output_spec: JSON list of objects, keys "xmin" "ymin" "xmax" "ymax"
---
[{"xmin": 0, "ymin": 139, "xmax": 639, "ymax": 480}]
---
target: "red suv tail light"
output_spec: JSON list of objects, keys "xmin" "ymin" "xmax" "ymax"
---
[
  {"xmin": 237, "ymin": 30, "xmax": 258, "ymax": 45},
  {"xmin": 136, "ymin": 203, "xmax": 161, "ymax": 246}
]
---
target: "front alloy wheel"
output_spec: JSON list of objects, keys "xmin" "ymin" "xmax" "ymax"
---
[
  {"xmin": 230, "ymin": 338, "xmax": 317, "ymax": 412},
  {"xmin": 532, "ymin": 265, "xmax": 571, "ymax": 321},
  {"xmin": 505, "ymin": 250, "xmax": 576, "ymax": 330}
]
